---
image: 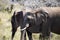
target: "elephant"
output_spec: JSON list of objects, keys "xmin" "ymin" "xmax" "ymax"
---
[
  {"xmin": 11, "ymin": 9, "xmax": 50, "ymax": 40},
  {"xmin": 11, "ymin": 7, "xmax": 60, "ymax": 40}
]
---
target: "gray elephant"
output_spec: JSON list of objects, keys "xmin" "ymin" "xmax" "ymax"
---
[{"xmin": 11, "ymin": 7, "xmax": 60, "ymax": 40}]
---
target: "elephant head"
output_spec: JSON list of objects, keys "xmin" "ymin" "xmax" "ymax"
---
[{"xmin": 21, "ymin": 10, "xmax": 49, "ymax": 31}]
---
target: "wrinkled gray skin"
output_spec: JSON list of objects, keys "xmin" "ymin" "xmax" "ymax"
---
[{"xmin": 11, "ymin": 7, "xmax": 60, "ymax": 40}]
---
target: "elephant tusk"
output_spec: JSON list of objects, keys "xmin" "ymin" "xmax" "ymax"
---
[
  {"xmin": 27, "ymin": 16, "xmax": 34, "ymax": 19},
  {"xmin": 21, "ymin": 23, "xmax": 29, "ymax": 31}
]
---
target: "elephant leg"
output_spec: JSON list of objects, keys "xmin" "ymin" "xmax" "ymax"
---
[
  {"xmin": 41, "ymin": 27, "xmax": 50, "ymax": 40},
  {"xmin": 41, "ymin": 18, "xmax": 52, "ymax": 40},
  {"xmin": 11, "ymin": 27, "xmax": 17, "ymax": 40},
  {"xmin": 20, "ymin": 30, "xmax": 26, "ymax": 40},
  {"xmin": 27, "ymin": 30, "xmax": 33, "ymax": 40},
  {"xmin": 39, "ymin": 34, "xmax": 50, "ymax": 40}
]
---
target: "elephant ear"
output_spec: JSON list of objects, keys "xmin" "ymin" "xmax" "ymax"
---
[
  {"xmin": 11, "ymin": 11, "xmax": 23, "ymax": 26},
  {"xmin": 40, "ymin": 10, "xmax": 49, "ymax": 23},
  {"xmin": 11, "ymin": 11, "xmax": 16, "ymax": 23}
]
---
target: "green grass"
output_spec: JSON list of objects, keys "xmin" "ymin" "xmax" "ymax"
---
[{"xmin": 0, "ymin": 11, "xmax": 60, "ymax": 40}]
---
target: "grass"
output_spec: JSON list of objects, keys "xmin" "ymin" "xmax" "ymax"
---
[{"xmin": 0, "ymin": 11, "xmax": 60, "ymax": 40}]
